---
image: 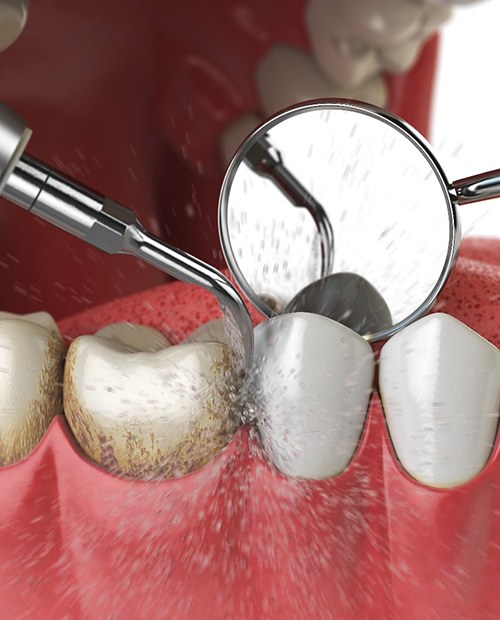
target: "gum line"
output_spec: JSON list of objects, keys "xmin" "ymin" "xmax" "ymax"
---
[{"xmin": 0, "ymin": 237, "xmax": 497, "ymax": 618}]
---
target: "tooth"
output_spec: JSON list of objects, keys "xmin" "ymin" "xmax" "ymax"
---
[
  {"xmin": 183, "ymin": 319, "xmax": 228, "ymax": 345},
  {"xmin": 252, "ymin": 312, "xmax": 374, "ymax": 479},
  {"xmin": 379, "ymin": 313, "xmax": 500, "ymax": 488},
  {"xmin": 0, "ymin": 315, "xmax": 65, "ymax": 465},
  {"xmin": 379, "ymin": 38, "xmax": 424, "ymax": 74},
  {"xmin": 304, "ymin": 0, "xmax": 450, "ymax": 86},
  {"xmin": 63, "ymin": 332, "xmax": 238, "ymax": 478},
  {"xmin": 0, "ymin": 310, "xmax": 59, "ymax": 333},
  {"xmin": 95, "ymin": 322, "xmax": 171, "ymax": 352},
  {"xmin": 256, "ymin": 44, "xmax": 387, "ymax": 118}
]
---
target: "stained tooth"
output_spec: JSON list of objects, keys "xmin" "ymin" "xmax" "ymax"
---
[
  {"xmin": 252, "ymin": 312, "xmax": 374, "ymax": 479},
  {"xmin": 95, "ymin": 322, "xmax": 171, "ymax": 352},
  {"xmin": 63, "ymin": 331, "xmax": 238, "ymax": 478},
  {"xmin": 379, "ymin": 313, "xmax": 500, "ymax": 488},
  {"xmin": 183, "ymin": 319, "xmax": 228, "ymax": 345},
  {"xmin": 256, "ymin": 44, "xmax": 387, "ymax": 118},
  {"xmin": 0, "ymin": 315, "xmax": 65, "ymax": 464}
]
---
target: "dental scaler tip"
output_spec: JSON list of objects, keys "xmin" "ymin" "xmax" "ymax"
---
[
  {"xmin": 0, "ymin": 102, "xmax": 254, "ymax": 369},
  {"xmin": 244, "ymin": 133, "xmax": 334, "ymax": 276}
]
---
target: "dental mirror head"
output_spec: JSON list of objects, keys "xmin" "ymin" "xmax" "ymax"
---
[{"xmin": 219, "ymin": 99, "xmax": 461, "ymax": 342}]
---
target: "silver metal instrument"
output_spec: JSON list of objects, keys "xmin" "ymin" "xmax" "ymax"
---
[
  {"xmin": 243, "ymin": 134, "xmax": 334, "ymax": 277},
  {"xmin": 219, "ymin": 100, "xmax": 500, "ymax": 342},
  {"xmin": 0, "ymin": 102, "xmax": 254, "ymax": 368}
]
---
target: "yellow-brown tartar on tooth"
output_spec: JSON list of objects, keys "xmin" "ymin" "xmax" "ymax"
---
[
  {"xmin": 0, "ymin": 321, "xmax": 65, "ymax": 465},
  {"xmin": 63, "ymin": 334, "xmax": 238, "ymax": 478}
]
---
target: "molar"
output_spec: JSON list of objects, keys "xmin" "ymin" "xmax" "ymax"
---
[
  {"xmin": 0, "ymin": 312, "xmax": 64, "ymax": 464},
  {"xmin": 63, "ymin": 323, "xmax": 239, "ymax": 478}
]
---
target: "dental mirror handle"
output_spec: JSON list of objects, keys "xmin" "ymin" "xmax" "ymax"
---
[
  {"xmin": 244, "ymin": 134, "xmax": 334, "ymax": 276},
  {"xmin": 454, "ymin": 169, "xmax": 500, "ymax": 205},
  {"xmin": 0, "ymin": 104, "xmax": 254, "ymax": 368}
]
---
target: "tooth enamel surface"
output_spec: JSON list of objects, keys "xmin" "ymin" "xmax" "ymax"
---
[
  {"xmin": 253, "ymin": 312, "xmax": 374, "ymax": 479},
  {"xmin": 183, "ymin": 319, "xmax": 228, "ymax": 345},
  {"xmin": 305, "ymin": 0, "xmax": 451, "ymax": 86},
  {"xmin": 0, "ymin": 311, "xmax": 59, "ymax": 334},
  {"xmin": 0, "ymin": 316, "xmax": 64, "ymax": 465},
  {"xmin": 379, "ymin": 313, "xmax": 500, "ymax": 488},
  {"xmin": 95, "ymin": 322, "xmax": 171, "ymax": 352},
  {"xmin": 63, "ymin": 334, "xmax": 238, "ymax": 478},
  {"xmin": 256, "ymin": 44, "xmax": 387, "ymax": 118}
]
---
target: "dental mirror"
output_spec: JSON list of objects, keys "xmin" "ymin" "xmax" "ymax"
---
[{"xmin": 219, "ymin": 100, "xmax": 465, "ymax": 341}]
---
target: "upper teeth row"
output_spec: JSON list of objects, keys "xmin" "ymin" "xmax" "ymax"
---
[
  {"xmin": 0, "ymin": 309, "xmax": 498, "ymax": 489},
  {"xmin": 220, "ymin": 0, "xmax": 452, "ymax": 163}
]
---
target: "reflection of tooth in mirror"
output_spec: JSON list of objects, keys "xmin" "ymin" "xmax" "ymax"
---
[
  {"xmin": 285, "ymin": 272, "xmax": 392, "ymax": 336},
  {"xmin": 220, "ymin": 101, "xmax": 453, "ymax": 341}
]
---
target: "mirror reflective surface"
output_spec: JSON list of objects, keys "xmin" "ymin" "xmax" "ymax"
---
[{"xmin": 219, "ymin": 101, "xmax": 458, "ymax": 341}]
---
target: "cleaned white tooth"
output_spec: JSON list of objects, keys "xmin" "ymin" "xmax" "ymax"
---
[
  {"xmin": 252, "ymin": 312, "xmax": 374, "ymax": 479},
  {"xmin": 0, "ymin": 316, "xmax": 65, "ymax": 464},
  {"xmin": 256, "ymin": 44, "xmax": 387, "ymax": 118},
  {"xmin": 95, "ymin": 322, "xmax": 171, "ymax": 352},
  {"xmin": 379, "ymin": 313, "xmax": 500, "ymax": 488},
  {"xmin": 183, "ymin": 319, "xmax": 228, "ymax": 346},
  {"xmin": 0, "ymin": 311, "xmax": 59, "ymax": 334},
  {"xmin": 63, "ymin": 333, "xmax": 238, "ymax": 478}
]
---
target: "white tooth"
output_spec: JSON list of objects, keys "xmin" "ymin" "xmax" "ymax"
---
[
  {"xmin": 0, "ymin": 311, "xmax": 59, "ymax": 334},
  {"xmin": 183, "ymin": 319, "xmax": 228, "ymax": 346},
  {"xmin": 379, "ymin": 313, "xmax": 500, "ymax": 488},
  {"xmin": 256, "ymin": 44, "xmax": 387, "ymax": 118},
  {"xmin": 305, "ymin": 0, "xmax": 450, "ymax": 86},
  {"xmin": 252, "ymin": 312, "xmax": 374, "ymax": 479},
  {"xmin": 95, "ymin": 322, "xmax": 171, "ymax": 352},
  {"xmin": 0, "ymin": 0, "xmax": 27, "ymax": 53},
  {"xmin": 63, "ymin": 333, "xmax": 238, "ymax": 478},
  {"xmin": 0, "ymin": 316, "xmax": 65, "ymax": 464},
  {"xmin": 379, "ymin": 38, "xmax": 424, "ymax": 74}
]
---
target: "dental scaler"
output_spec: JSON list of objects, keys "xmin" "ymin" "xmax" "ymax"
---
[
  {"xmin": 0, "ymin": 102, "xmax": 254, "ymax": 367},
  {"xmin": 244, "ymin": 135, "xmax": 334, "ymax": 277}
]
